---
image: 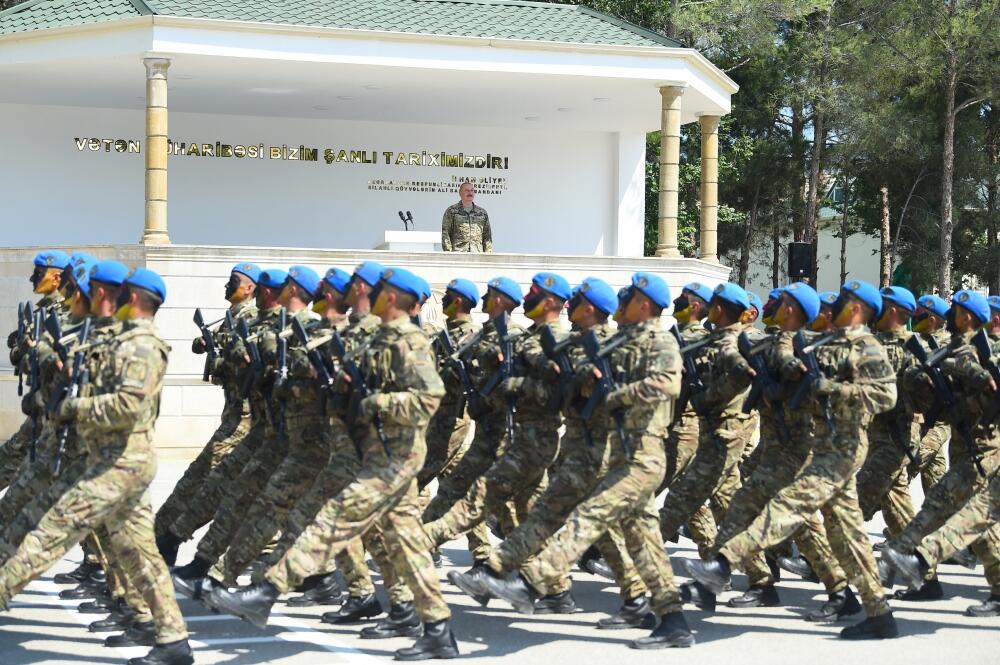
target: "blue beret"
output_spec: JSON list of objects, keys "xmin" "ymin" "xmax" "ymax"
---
[
  {"xmin": 989, "ymin": 296, "xmax": 1000, "ymax": 313},
  {"xmin": 68, "ymin": 251, "xmax": 96, "ymax": 269},
  {"xmin": 780, "ymin": 282, "xmax": 821, "ymax": 323},
  {"xmin": 487, "ymin": 276, "xmax": 523, "ymax": 304},
  {"xmin": 381, "ymin": 267, "xmax": 424, "ymax": 300},
  {"xmin": 879, "ymin": 286, "xmax": 916, "ymax": 314},
  {"xmin": 532, "ymin": 272, "xmax": 571, "ymax": 301},
  {"xmin": 747, "ymin": 291, "xmax": 763, "ymax": 312},
  {"xmin": 631, "ymin": 272, "xmax": 671, "ymax": 309},
  {"xmin": 918, "ymin": 294, "xmax": 949, "ymax": 318},
  {"xmin": 125, "ymin": 267, "xmax": 167, "ymax": 302},
  {"xmin": 577, "ymin": 277, "xmax": 617, "ymax": 315},
  {"xmin": 353, "ymin": 261, "xmax": 385, "ymax": 287},
  {"xmin": 446, "ymin": 278, "xmax": 479, "ymax": 304},
  {"xmin": 89, "ymin": 260, "xmax": 129, "ymax": 287},
  {"xmin": 259, "ymin": 268, "xmax": 288, "ymax": 290},
  {"xmin": 952, "ymin": 289, "xmax": 990, "ymax": 324},
  {"xmin": 618, "ymin": 286, "xmax": 630, "ymax": 300},
  {"xmin": 819, "ymin": 291, "xmax": 838, "ymax": 306},
  {"xmin": 682, "ymin": 281, "xmax": 714, "ymax": 304},
  {"xmin": 34, "ymin": 250, "xmax": 70, "ymax": 270},
  {"xmin": 768, "ymin": 288, "xmax": 781, "ymax": 300},
  {"xmin": 70, "ymin": 259, "xmax": 96, "ymax": 299},
  {"xmin": 415, "ymin": 275, "xmax": 432, "ymax": 303},
  {"xmin": 287, "ymin": 265, "xmax": 320, "ymax": 297},
  {"xmin": 232, "ymin": 262, "xmax": 262, "ymax": 284},
  {"xmin": 322, "ymin": 267, "xmax": 352, "ymax": 295},
  {"xmin": 841, "ymin": 280, "xmax": 882, "ymax": 317},
  {"xmin": 711, "ymin": 282, "xmax": 750, "ymax": 311}
]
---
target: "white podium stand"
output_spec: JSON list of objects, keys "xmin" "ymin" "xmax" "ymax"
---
[{"xmin": 375, "ymin": 231, "xmax": 441, "ymax": 252}]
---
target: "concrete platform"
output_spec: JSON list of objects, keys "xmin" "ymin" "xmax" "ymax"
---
[{"xmin": 1, "ymin": 458, "xmax": 997, "ymax": 665}]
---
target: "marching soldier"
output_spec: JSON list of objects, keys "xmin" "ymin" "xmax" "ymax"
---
[{"xmin": 907, "ymin": 294, "xmax": 951, "ymax": 497}]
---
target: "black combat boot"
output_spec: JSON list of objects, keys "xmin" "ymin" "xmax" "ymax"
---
[
  {"xmin": 882, "ymin": 545, "xmax": 930, "ymax": 591},
  {"xmin": 77, "ymin": 590, "xmax": 116, "ymax": 614},
  {"xmin": 684, "ymin": 555, "xmax": 732, "ymax": 595},
  {"xmin": 481, "ymin": 571, "xmax": 540, "ymax": 615},
  {"xmin": 54, "ymin": 560, "xmax": 100, "ymax": 585},
  {"xmin": 777, "ymin": 555, "xmax": 820, "ymax": 583},
  {"xmin": 360, "ymin": 602, "xmax": 423, "ymax": 639},
  {"xmin": 534, "ymin": 590, "xmax": 576, "ymax": 614},
  {"xmin": 840, "ymin": 612, "xmax": 899, "ymax": 640},
  {"xmin": 431, "ymin": 551, "xmax": 443, "ymax": 569},
  {"xmin": 287, "ymin": 573, "xmax": 343, "ymax": 607},
  {"xmin": 584, "ymin": 557, "xmax": 615, "ymax": 581},
  {"xmin": 321, "ymin": 593, "xmax": 382, "ymax": 624},
  {"xmin": 806, "ymin": 587, "xmax": 862, "ymax": 622},
  {"xmin": 764, "ymin": 553, "xmax": 782, "ymax": 583},
  {"xmin": 944, "ymin": 547, "xmax": 978, "ymax": 569},
  {"xmin": 195, "ymin": 577, "xmax": 225, "ymax": 610},
  {"xmin": 596, "ymin": 595, "xmax": 657, "ymax": 630},
  {"xmin": 577, "ymin": 545, "xmax": 601, "ymax": 573},
  {"xmin": 61, "ymin": 569, "xmax": 108, "ymax": 600},
  {"xmin": 209, "ymin": 580, "xmax": 279, "ymax": 629},
  {"xmin": 127, "ymin": 639, "xmax": 195, "ymax": 665},
  {"xmin": 448, "ymin": 565, "xmax": 492, "ymax": 607},
  {"xmin": 630, "ymin": 611, "xmax": 695, "ymax": 649},
  {"xmin": 877, "ymin": 558, "xmax": 896, "ymax": 588},
  {"xmin": 105, "ymin": 621, "xmax": 156, "ymax": 648},
  {"xmin": 894, "ymin": 579, "xmax": 944, "ymax": 601},
  {"xmin": 679, "ymin": 580, "xmax": 716, "ymax": 612},
  {"xmin": 728, "ymin": 584, "xmax": 780, "ymax": 608},
  {"xmin": 394, "ymin": 619, "xmax": 460, "ymax": 660},
  {"xmin": 293, "ymin": 572, "xmax": 328, "ymax": 593},
  {"xmin": 966, "ymin": 594, "xmax": 1000, "ymax": 617},
  {"xmin": 155, "ymin": 532, "xmax": 183, "ymax": 568},
  {"xmin": 89, "ymin": 599, "xmax": 137, "ymax": 632},
  {"xmin": 171, "ymin": 555, "xmax": 212, "ymax": 581}
]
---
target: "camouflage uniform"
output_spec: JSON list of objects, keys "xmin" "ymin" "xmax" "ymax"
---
[
  {"xmin": 441, "ymin": 202, "xmax": 492, "ymax": 253},
  {"xmin": 423, "ymin": 319, "xmax": 562, "ymax": 553},
  {"xmin": 0, "ymin": 318, "xmax": 189, "ymax": 644},
  {"xmin": 493, "ymin": 318, "xmax": 683, "ymax": 618},
  {"xmin": 263, "ymin": 316, "xmax": 450, "ymax": 623},
  {"xmin": 710, "ymin": 329, "xmax": 849, "ymax": 594},
  {"xmin": 154, "ymin": 298, "xmax": 256, "ymax": 539},
  {"xmin": 856, "ymin": 328, "xmax": 918, "ymax": 535},
  {"xmin": 659, "ymin": 322, "xmax": 753, "ymax": 545},
  {"xmin": 719, "ymin": 325, "xmax": 896, "ymax": 618},
  {"xmin": 908, "ymin": 329, "xmax": 951, "ymax": 492},
  {"xmin": 889, "ymin": 330, "xmax": 1000, "ymax": 593}
]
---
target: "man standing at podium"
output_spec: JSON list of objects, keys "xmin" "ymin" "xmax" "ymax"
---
[{"xmin": 442, "ymin": 181, "xmax": 493, "ymax": 253}]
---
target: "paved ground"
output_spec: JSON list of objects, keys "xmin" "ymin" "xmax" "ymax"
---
[{"xmin": 1, "ymin": 458, "xmax": 998, "ymax": 665}]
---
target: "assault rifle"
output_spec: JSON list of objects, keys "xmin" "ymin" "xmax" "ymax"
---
[
  {"xmin": 25, "ymin": 305, "xmax": 46, "ymax": 462},
  {"xmin": 580, "ymin": 330, "xmax": 631, "ymax": 455},
  {"xmin": 669, "ymin": 325, "xmax": 708, "ymax": 421},
  {"xmin": 292, "ymin": 317, "xmax": 336, "ymax": 391},
  {"xmin": 436, "ymin": 329, "xmax": 485, "ymax": 420},
  {"xmin": 236, "ymin": 318, "xmax": 264, "ymax": 399},
  {"xmin": 738, "ymin": 332, "xmax": 791, "ymax": 443},
  {"xmin": 479, "ymin": 313, "xmax": 517, "ymax": 447},
  {"xmin": 193, "ymin": 308, "xmax": 217, "ymax": 383},
  {"xmin": 14, "ymin": 302, "xmax": 29, "ymax": 395},
  {"xmin": 789, "ymin": 331, "xmax": 836, "ymax": 437},
  {"xmin": 539, "ymin": 325, "xmax": 574, "ymax": 414},
  {"xmin": 45, "ymin": 315, "xmax": 92, "ymax": 476},
  {"xmin": 276, "ymin": 307, "xmax": 289, "ymax": 388},
  {"xmin": 329, "ymin": 330, "xmax": 390, "ymax": 458},
  {"xmin": 971, "ymin": 329, "xmax": 1000, "ymax": 426},
  {"xmin": 905, "ymin": 335, "xmax": 985, "ymax": 476}
]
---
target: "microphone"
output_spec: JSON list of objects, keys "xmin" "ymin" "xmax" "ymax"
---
[
  {"xmin": 398, "ymin": 211, "xmax": 407, "ymax": 230},
  {"xmin": 405, "ymin": 211, "xmax": 414, "ymax": 230}
]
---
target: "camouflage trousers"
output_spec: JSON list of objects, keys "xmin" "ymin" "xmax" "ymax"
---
[
  {"xmin": 890, "ymin": 442, "xmax": 1000, "ymax": 591},
  {"xmin": 252, "ymin": 425, "xmax": 374, "ymax": 599},
  {"xmin": 909, "ymin": 422, "xmax": 949, "ymax": 495},
  {"xmin": 92, "ymin": 525, "xmax": 161, "ymax": 627},
  {"xmin": 659, "ymin": 413, "xmax": 753, "ymax": 549},
  {"xmin": 719, "ymin": 423, "xmax": 889, "ymax": 617},
  {"xmin": 0, "ymin": 426, "xmax": 59, "ymax": 532},
  {"xmin": 210, "ymin": 415, "xmax": 331, "ymax": 585},
  {"xmin": 713, "ymin": 428, "xmax": 848, "ymax": 593},
  {"xmin": 658, "ymin": 411, "xmax": 717, "ymax": 558},
  {"xmin": 424, "ymin": 417, "xmax": 558, "ymax": 551},
  {"xmin": 915, "ymin": 470, "xmax": 1000, "ymax": 595},
  {"xmin": 488, "ymin": 424, "xmax": 647, "ymax": 600},
  {"xmin": 166, "ymin": 418, "xmax": 265, "ymax": 541},
  {"xmin": 0, "ymin": 432, "xmax": 188, "ymax": 644},
  {"xmin": 154, "ymin": 409, "xmax": 251, "ymax": 539},
  {"xmin": 264, "ymin": 431, "xmax": 450, "ymax": 623},
  {"xmin": 194, "ymin": 429, "xmax": 289, "ymax": 563},
  {"xmin": 0, "ymin": 417, "xmax": 33, "ymax": 491},
  {"xmin": 516, "ymin": 432, "xmax": 682, "ymax": 617},
  {"xmin": 856, "ymin": 427, "xmax": 917, "ymax": 536}
]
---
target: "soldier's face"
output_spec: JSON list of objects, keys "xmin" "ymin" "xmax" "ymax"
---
[{"xmin": 31, "ymin": 266, "xmax": 61, "ymax": 295}]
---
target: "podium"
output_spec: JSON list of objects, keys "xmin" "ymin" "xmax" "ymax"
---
[{"xmin": 375, "ymin": 231, "xmax": 441, "ymax": 253}]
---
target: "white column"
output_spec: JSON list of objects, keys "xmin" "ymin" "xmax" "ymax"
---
[
  {"xmin": 142, "ymin": 57, "xmax": 170, "ymax": 245},
  {"xmin": 699, "ymin": 115, "xmax": 721, "ymax": 262},
  {"xmin": 656, "ymin": 85, "xmax": 685, "ymax": 257}
]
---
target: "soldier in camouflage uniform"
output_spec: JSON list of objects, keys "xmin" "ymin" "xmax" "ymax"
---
[
  {"xmin": 153, "ymin": 262, "xmax": 259, "ymax": 566},
  {"xmin": 441, "ymin": 182, "xmax": 492, "ymax": 252},
  {"xmin": 688, "ymin": 279, "xmax": 899, "ymax": 641},
  {"xmin": 907, "ymin": 294, "xmax": 951, "ymax": 493},
  {"xmin": 886, "ymin": 290, "xmax": 1000, "ymax": 609},
  {"xmin": 479, "ymin": 272, "xmax": 697, "ymax": 650},
  {"xmin": 211, "ymin": 266, "xmax": 461, "ymax": 661},
  {"xmin": 0, "ymin": 264, "xmax": 194, "ymax": 665},
  {"xmin": 424, "ymin": 273, "xmax": 570, "ymax": 577}
]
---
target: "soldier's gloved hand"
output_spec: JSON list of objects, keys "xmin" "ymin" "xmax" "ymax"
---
[
  {"xmin": 20, "ymin": 392, "xmax": 38, "ymax": 417},
  {"xmin": 357, "ymin": 394, "xmax": 382, "ymax": 425},
  {"xmin": 192, "ymin": 337, "xmax": 206, "ymax": 354},
  {"xmin": 501, "ymin": 377, "xmax": 526, "ymax": 397},
  {"xmin": 7, "ymin": 330, "xmax": 17, "ymax": 349},
  {"xmin": 605, "ymin": 387, "xmax": 630, "ymax": 410},
  {"xmin": 967, "ymin": 369, "xmax": 994, "ymax": 393},
  {"xmin": 56, "ymin": 397, "xmax": 80, "ymax": 424},
  {"xmin": 812, "ymin": 377, "xmax": 842, "ymax": 398}
]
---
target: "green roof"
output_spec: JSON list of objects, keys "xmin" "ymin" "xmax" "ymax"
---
[{"xmin": 0, "ymin": 0, "xmax": 682, "ymax": 48}]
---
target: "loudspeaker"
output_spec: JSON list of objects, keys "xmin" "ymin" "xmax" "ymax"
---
[{"xmin": 788, "ymin": 242, "xmax": 813, "ymax": 279}]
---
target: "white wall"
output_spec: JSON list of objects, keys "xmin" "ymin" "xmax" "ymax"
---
[{"xmin": 0, "ymin": 102, "xmax": 645, "ymax": 257}]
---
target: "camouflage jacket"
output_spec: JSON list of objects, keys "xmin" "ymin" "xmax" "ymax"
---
[
  {"xmin": 934, "ymin": 331, "xmax": 998, "ymax": 451},
  {"xmin": 273, "ymin": 308, "xmax": 324, "ymax": 418},
  {"xmin": 870, "ymin": 328, "xmax": 918, "ymax": 445},
  {"xmin": 441, "ymin": 202, "xmax": 492, "ymax": 253},
  {"xmin": 690, "ymin": 322, "xmax": 753, "ymax": 421},
  {"xmin": 67, "ymin": 318, "xmax": 169, "ymax": 446},
  {"xmin": 812, "ymin": 325, "xmax": 896, "ymax": 426},
  {"xmin": 199, "ymin": 299, "xmax": 257, "ymax": 422},
  {"xmin": 227, "ymin": 305, "xmax": 283, "ymax": 429},
  {"xmin": 564, "ymin": 321, "xmax": 615, "ymax": 423},
  {"xmin": 10, "ymin": 290, "xmax": 66, "ymax": 368},
  {"xmin": 472, "ymin": 315, "xmax": 526, "ymax": 420},
  {"xmin": 344, "ymin": 311, "xmax": 382, "ymax": 353},
  {"xmin": 507, "ymin": 319, "xmax": 568, "ymax": 423},
  {"xmin": 431, "ymin": 317, "xmax": 480, "ymax": 419}
]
